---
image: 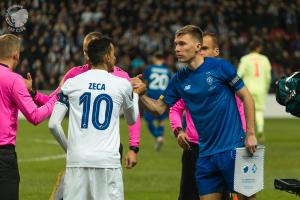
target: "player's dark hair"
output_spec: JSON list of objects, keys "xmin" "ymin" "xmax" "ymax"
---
[
  {"xmin": 175, "ymin": 25, "xmax": 203, "ymax": 43},
  {"xmin": 249, "ymin": 39, "xmax": 263, "ymax": 51},
  {"xmin": 87, "ymin": 36, "xmax": 114, "ymax": 66},
  {"xmin": 203, "ymin": 32, "xmax": 219, "ymax": 48}
]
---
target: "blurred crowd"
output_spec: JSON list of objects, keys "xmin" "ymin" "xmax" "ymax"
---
[{"xmin": 1, "ymin": 0, "xmax": 300, "ymax": 92}]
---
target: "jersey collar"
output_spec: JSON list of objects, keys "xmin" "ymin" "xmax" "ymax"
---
[{"xmin": 0, "ymin": 63, "xmax": 9, "ymax": 68}]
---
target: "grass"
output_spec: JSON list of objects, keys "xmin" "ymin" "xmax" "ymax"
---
[{"xmin": 16, "ymin": 118, "xmax": 300, "ymax": 200}]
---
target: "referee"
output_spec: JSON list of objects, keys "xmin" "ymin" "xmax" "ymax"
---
[{"xmin": 0, "ymin": 34, "xmax": 57, "ymax": 200}]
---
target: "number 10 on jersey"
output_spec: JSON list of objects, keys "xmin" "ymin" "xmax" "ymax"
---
[{"xmin": 79, "ymin": 92, "xmax": 113, "ymax": 130}]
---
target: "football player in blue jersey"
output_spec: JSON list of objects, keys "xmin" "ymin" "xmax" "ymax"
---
[
  {"xmin": 132, "ymin": 25, "xmax": 257, "ymax": 200},
  {"xmin": 143, "ymin": 53, "xmax": 171, "ymax": 151}
]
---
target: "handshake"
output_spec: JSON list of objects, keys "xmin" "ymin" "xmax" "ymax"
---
[{"xmin": 131, "ymin": 74, "xmax": 147, "ymax": 96}]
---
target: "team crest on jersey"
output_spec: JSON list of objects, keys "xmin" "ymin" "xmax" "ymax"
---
[
  {"xmin": 184, "ymin": 85, "xmax": 191, "ymax": 91},
  {"xmin": 206, "ymin": 72, "xmax": 214, "ymax": 86},
  {"xmin": 206, "ymin": 76, "xmax": 213, "ymax": 86},
  {"xmin": 206, "ymin": 72, "xmax": 216, "ymax": 91}
]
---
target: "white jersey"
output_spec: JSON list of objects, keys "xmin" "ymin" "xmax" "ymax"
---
[{"xmin": 61, "ymin": 70, "xmax": 134, "ymax": 168}]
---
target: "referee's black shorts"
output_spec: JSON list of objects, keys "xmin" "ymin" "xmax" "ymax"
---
[
  {"xmin": 0, "ymin": 145, "xmax": 20, "ymax": 200},
  {"xmin": 178, "ymin": 142, "xmax": 199, "ymax": 200}
]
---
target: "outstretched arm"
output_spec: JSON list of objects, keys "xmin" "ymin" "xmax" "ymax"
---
[
  {"xmin": 131, "ymin": 75, "xmax": 169, "ymax": 115},
  {"xmin": 34, "ymin": 87, "xmax": 61, "ymax": 106},
  {"xmin": 140, "ymin": 95, "xmax": 169, "ymax": 116},
  {"xmin": 24, "ymin": 72, "xmax": 63, "ymax": 106},
  {"xmin": 14, "ymin": 77, "xmax": 57, "ymax": 125}
]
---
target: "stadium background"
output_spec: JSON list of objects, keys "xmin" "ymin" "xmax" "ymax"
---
[
  {"xmin": 1, "ymin": 0, "xmax": 300, "ymax": 199},
  {"xmin": 1, "ymin": 0, "xmax": 300, "ymax": 91}
]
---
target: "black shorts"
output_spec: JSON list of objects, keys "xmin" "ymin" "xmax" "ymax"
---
[
  {"xmin": 178, "ymin": 142, "xmax": 199, "ymax": 200},
  {"xmin": 0, "ymin": 145, "xmax": 20, "ymax": 200}
]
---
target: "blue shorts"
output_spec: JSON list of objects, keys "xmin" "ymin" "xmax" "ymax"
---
[
  {"xmin": 195, "ymin": 149, "xmax": 236, "ymax": 196},
  {"xmin": 144, "ymin": 110, "xmax": 168, "ymax": 122}
]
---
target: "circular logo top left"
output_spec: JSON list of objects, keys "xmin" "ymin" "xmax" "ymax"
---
[{"xmin": 5, "ymin": 5, "xmax": 28, "ymax": 32}]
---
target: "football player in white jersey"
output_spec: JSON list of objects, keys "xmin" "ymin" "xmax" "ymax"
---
[{"xmin": 48, "ymin": 36, "xmax": 140, "ymax": 200}]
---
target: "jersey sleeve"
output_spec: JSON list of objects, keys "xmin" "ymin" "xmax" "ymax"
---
[
  {"xmin": 34, "ymin": 87, "xmax": 60, "ymax": 106},
  {"xmin": 169, "ymin": 98, "xmax": 186, "ymax": 132},
  {"xmin": 220, "ymin": 60, "xmax": 244, "ymax": 91},
  {"xmin": 121, "ymin": 80, "xmax": 134, "ymax": 110},
  {"xmin": 61, "ymin": 79, "xmax": 72, "ymax": 96},
  {"xmin": 48, "ymin": 102, "xmax": 68, "ymax": 152},
  {"xmin": 12, "ymin": 77, "xmax": 57, "ymax": 125},
  {"xmin": 122, "ymin": 81, "xmax": 138, "ymax": 125},
  {"xmin": 63, "ymin": 67, "xmax": 78, "ymax": 82},
  {"xmin": 128, "ymin": 114, "xmax": 140, "ymax": 147},
  {"xmin": 57, "ymin": 91, "xmax": 69, "ymax": 108},
  {"xmin": 57, "ymin": 78, "xmax": 72, "ymax": 108},
  {"xmin": 161, "ymin": 75, "xmax": 181, "ymax": 107}
]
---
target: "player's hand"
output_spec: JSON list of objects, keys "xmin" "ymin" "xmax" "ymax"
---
[
  {"xmin": 177, "ymin": 132, "xmax": 191, "ymax": 150},
  {"xmin": 245, "ymin": 132, "xmax": 257, "ymax": 155},
  {"xmin": 131, "ymin": 74, "xmax": 143, "ymax": 87},
  {"xmin": 24, "ymin": 72, "xmax": 33, "ymax": 91},
  {"xmin": 125, "ymin": 150, "xmax": 138, "ymax": 169},
  {"xmin": 131, "ymin": 74, "xmax": 146, "ymax": 95},
  {"xmin": 134, "ymin": 82, "xmax": 146, "ymax": 95}
]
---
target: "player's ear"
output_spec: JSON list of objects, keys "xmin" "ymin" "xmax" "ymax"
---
[
  {"xmin": 104, "ymin": 54, "xmax": 110, "ymax": 65},
  {"xmin": 106, "ymin": 53, "xmax": 110, "ymax": 61},
  {"xmin": 11, "ymin": 50, "xmax": 20, "ymax": 69},
  {"xmin": 215, "ymin": 48, "xmax": 220, "ymax": 56},
  {"xmin": 196, "ymin": 42, "xmax": 201, "ymax": 53}
]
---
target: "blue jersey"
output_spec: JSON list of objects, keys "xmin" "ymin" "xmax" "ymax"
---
[
  {"xmin": 144, "ymin": 64, "xmax": 171, "ymax": 99},
  {"xmin": 162, "ymin": 57, "xmax": 245, "ymax": 156}
]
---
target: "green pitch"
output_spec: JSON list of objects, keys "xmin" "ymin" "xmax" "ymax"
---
[{"xmin": 16, "ymin": 118, "xmax": 300, "ymax": 200}]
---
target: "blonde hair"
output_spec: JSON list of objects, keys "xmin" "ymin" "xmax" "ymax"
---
[
  {"xmin": 175, "ymin": 25, "xmax": 203, "ymax": 43},
  {"xmin": 0, "ymin": 34, "xmax": 21, "ymax": 59}
]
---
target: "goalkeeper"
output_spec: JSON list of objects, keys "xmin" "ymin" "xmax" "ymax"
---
[{"xmin": 238, "ymin": 39, "xmax": 271, "ymax": 144}]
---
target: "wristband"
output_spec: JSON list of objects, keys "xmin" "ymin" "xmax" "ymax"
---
[
  {"xmin": 129, "ymin": 146, "xmax": 139, "ymax": 154},
  {"xmin": 30, "ymin": 89, "xmax": 37, "ymax": 99}
]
